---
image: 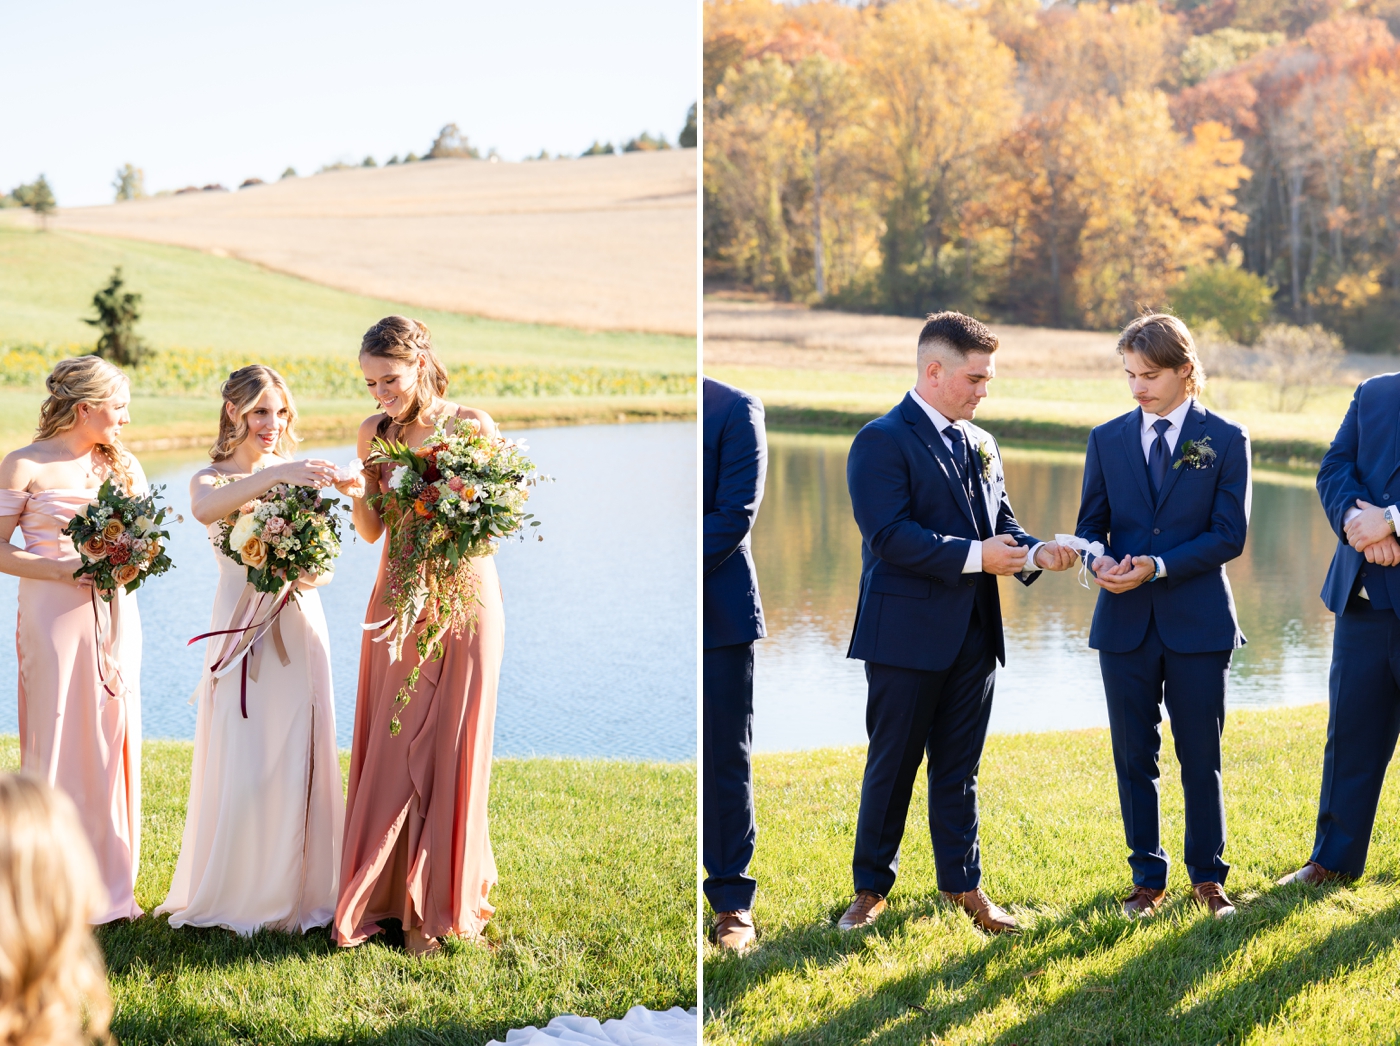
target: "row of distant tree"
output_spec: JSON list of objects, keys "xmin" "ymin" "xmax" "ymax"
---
[{"xmin": 705, "ymin": 0, "xmax": 1400, "ymax": 351}]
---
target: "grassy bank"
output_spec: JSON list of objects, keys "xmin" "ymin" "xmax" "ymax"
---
[
  {"xmin": 0, "ymin": 738, "xmax": 695, "ymax": 1045},
  {"xmin": 703, "ymin": 704, "xmax": 1400, "ymax": 1045}
]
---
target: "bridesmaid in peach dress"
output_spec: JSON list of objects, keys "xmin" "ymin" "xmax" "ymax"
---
[
  {"xmin": 331, "ymin": 316, "xmax": 504, "ymax": 956},
  {"xmin": 0, "ymin": 356, "xmax": 145, "ymax": 924}
]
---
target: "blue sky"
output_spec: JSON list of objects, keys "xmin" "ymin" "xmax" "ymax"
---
[{"xmin": 1, "ymin": 0, "xmax": 698, "ymax": 207}]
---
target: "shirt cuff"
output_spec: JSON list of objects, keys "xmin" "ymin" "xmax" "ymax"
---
[
  {"xmin": 1023, "ymin": 542, "xmax": 1045, "ymax": 573},
  {"xmin": 1154, "ymin": 556, "xmax": 1166, "ymax": 579},
  {"xmin": 1344, "ymin": 506, "xmax": 1362, "ymax": 526},
  {"xmin": 962, "ymin": 538, "xmax": 981, "ymax": 574}
]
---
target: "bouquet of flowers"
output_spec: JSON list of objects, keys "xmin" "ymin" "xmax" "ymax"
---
[
  {"xmin": 63, "ymin": 478, "xmax": 177, "ymax": 601},
  {"xmin": 368, "ymin": 417, "xmax": 543, "ymax": 734},
  {"xmin": 213, "ymin": 478, "xmax": 346, "ymax": 594}
]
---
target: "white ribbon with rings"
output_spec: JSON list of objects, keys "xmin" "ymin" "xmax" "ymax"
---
[
  {"xmin": 1054, "ymin": 534, "xmax": 1106, "ymax": 589},
  {"xmin": 332, "ymin": 458, "xmax": 364, "ymax": 483}
]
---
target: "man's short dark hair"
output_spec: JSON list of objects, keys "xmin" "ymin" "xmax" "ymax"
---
[{"xmin": 917, "ymin": 311, "xmax": 999, "ymax": 359}]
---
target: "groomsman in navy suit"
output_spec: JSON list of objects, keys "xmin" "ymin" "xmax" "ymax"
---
[
  {"xmin": 1075, "ymin": 314, "xmax": 1250, "ymax": 918},
  {"xmin": 1280, "ymin": 369, "xmax": 1400, "ymax": 885},
  {"xmin": 703, "ymin": 376, "xmax": 767, "ymax": 952},
  {"xmin": 840, "ymin": 312, "xmax": 1077, "ymax": 935}
]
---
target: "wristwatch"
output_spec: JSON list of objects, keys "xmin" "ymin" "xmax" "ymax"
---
[{"xmin": 1387, "ymin": 506, "xmax": 1398, "ymax": 535}]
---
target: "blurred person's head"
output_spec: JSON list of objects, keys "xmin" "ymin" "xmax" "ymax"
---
[
  {"xmin": 914, "ymin": 311, "xmax": 999, "ymax": 423},
  {"xmin": 1117, "ymin": 313, "xmax": 1204, "ymax": 416},
  {"xmin": 0, "ymin": 774, "xmax": 111, "ymax": 1046}
]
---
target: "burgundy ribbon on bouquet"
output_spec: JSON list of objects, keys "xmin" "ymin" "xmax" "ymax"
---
[{"xmin": 188, "ymin": 584, "xmax": 293, "ymax": 718}]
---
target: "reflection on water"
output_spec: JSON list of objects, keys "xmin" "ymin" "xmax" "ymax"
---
[
  {"xmin": 752, "ymin": 432, "xmax": 1336, "ymax": 752},
  {"xmin": 0, "ymin": 423, "xmax": 696, "ymax": 761}
]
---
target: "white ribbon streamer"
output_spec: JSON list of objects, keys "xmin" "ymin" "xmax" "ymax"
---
[{"xmin": 1054, "ymin": 534, "xmax": 1106, "ymax": 589}]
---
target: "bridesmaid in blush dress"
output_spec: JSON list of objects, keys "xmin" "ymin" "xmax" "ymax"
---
[
  {"xmin": 331, "ymin": 316, "xmax": 504, "ymax": 957},
  {"xmin": 157, "ymin": 366, "xmax": 346, "ymax": 934},
  {"xmin": 0, "ymin": 356, "xmax": 145, "ymax": 924}
]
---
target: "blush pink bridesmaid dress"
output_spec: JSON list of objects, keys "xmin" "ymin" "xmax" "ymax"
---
[
  {"xmin": 333, "ymin": 462, "xmax": 504, "ymax": 947},
  {"xmin": 0, "ymin": 488, "xmax": 142, "ymax": 924}
]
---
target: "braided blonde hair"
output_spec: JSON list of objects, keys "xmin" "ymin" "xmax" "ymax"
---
[
  {"xmin": 210, "ymin": 365, "xmax": 300, "ymax": 462},
  {"xmin": 359, "ymin": 316, "xmax": 450, "ymax": 439},
  {"xmin": 0, "ymin": 774, "xmax": 113, "ymax": 1046},
  {"xmin": 34, "ymin": 357, "xmax": 135, "ymax": 494}
]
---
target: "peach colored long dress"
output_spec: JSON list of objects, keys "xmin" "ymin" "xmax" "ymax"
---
[
  {"xmin": 156, "ymin": 511, "xmax": 345, "ymax": 934},
  {"xmin": 0, "ymin": 489, "xmax": 142, "ymax": 924},
  {"xmin": 333, "ymin": 474, "xmax": 504, "ymax": 946}
]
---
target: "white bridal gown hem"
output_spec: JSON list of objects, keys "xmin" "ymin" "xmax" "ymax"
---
[
  {"xmin": 156, "ymin": 534, "xmax": 344, "ymax": 936},
  {"xmin": 487, "ymin": 1006, "xmax": 698, "ymax": 1046}
]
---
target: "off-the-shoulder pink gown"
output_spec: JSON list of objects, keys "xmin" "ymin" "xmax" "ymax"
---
[
  {"xmin": 0, "ymin": 488, "xmax": 142, "ymax": 923},
  {"xmin": 333, "ymin": 463, "xmax": 504, "ymax": 946}
]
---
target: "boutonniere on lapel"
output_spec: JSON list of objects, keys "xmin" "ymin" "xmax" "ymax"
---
[
  {"xmin": 1173, "ymin": 435, "xmax": 1217, "ymax": 471},
  {"xmin": 975, "ymin": 440, "xmax": 995, "ymax": 482}
]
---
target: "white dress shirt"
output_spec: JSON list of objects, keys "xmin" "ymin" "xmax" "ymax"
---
[
  {"xmin": 1136, "ymin": 397, "xmax": 1196, "ymax": 580},
  {"xmin": 909, "ymin": 389, "xmax": 1043, "ymax": 575}
]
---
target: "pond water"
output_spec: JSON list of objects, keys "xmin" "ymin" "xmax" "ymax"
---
[
  {"xmin": 752, "ymin": 432, "xmax": 1337, "ymax": 752},
  {"xmin": 0, "ymin": 422, "xmax": 697, "ymax": 761}
]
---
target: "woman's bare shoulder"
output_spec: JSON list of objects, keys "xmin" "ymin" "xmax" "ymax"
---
[
  {"xmin": 451, "ymin": 404, "xmax": 497, "ymax": 437},
  {"xmin": 0, "ymin": 445, "xmax": 40, "ymax": 492}
]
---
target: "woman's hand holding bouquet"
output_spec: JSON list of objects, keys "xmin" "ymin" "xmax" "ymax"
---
[{"xmin": 63, "ymin": 478, "xmax": 177, "ymax": 601}]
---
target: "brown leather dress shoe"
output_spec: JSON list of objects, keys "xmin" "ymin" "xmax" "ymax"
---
[
  {"xmin": 838, "ymin": 890, "xmax": 886, "ymax": 931},
  {"xmin": 1277, "ymin": 860, "xmax": 1345, "ymax": 886},
  {"xmin": 1193, "ymin": 881, "xmax": 1236, "ymax": 918},
  {"xmin": 711, "ymin": 909, "xmax": 756, "ymax": 951},
  {"xmin": 942, "ymin": 888, "xmax": 1018, "ymax": 934},
  {"xmin": 1122, "ymin": 885, "xmax": 1167, "ymax": 916}
]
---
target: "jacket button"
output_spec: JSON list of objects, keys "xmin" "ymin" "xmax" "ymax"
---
[
  {"xmin": 1362, "ymin": 570, "xmax": 1368, "ymax": 577},
  {"xmin": 1153, "ymin": 528, "xmax": 1161, "ymax": 535},
  {"xmin": 966, "ymin": 578, "xmax": 975, "ymax": 587},
  {"xmin": 1386, "ymin": 493, "xmax": 1391, "ymax": 500}
]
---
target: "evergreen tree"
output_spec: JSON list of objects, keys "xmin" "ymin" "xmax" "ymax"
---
[
  {"xmin": 680, "ymin": 102, "xmax": 697, "ymax": 148},
  {"xmin": 83, "ymin": 267, "xmax": 150, "ymax": 367}
]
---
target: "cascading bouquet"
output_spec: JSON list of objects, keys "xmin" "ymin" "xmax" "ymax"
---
[
  {"xmin": 64, "ymin": 478, "xmax": 177, "ymax": 600},
  {"xmin": 367, "ymin": 417, "xmax": 543, "ymax": 734},
  {"xmin": 213, "ymin": 479, "xmax": 346, "ymax": 594}
]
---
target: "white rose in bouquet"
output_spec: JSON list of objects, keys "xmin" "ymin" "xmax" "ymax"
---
[{"xmin": 228, "ymin": 512, "xmax": 260, "ymax": 551}]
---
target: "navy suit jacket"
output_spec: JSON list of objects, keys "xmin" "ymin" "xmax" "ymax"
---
[
  {"xmin": 846, "ymin": 394, "xmax": 1040, "ymax": 673},
  {"xmin": 1318, "ymin": 373, "xmax": 1400, "ymax": 615},
  {"xmin": 1075, "ymin": 400, "xmax": 1250, "ymax": 654},
  {"xmin": 703, "ymin": 377, "xmax": 767, "ymax": 649}
]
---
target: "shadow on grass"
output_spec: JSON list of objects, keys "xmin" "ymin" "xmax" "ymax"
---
[
  {"xmin": 707, "ymin": 881, "xmax": 1390, "ymax": 1045},
  {"xmin": 110, "ymin": 1004, "xmax": 520, "ymax": 1046}
]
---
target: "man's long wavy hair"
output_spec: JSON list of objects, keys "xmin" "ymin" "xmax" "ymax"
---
[
  {"xmin": 360, "ymin": 316, "xmax": 450, "ymax": 440},
  {"xmin": 1117, "ymin": 314, "xmax": 1206, "ymax": 398},
  {"xmin": 210, "ymin": 365, "xmax": 300, "ymax": 462},
  {"xmin": 0, "ymin": 774, "xmax": 112, "ymax": 1046},
  {"xmin": 34, "ymin": 357, "xmax": 135, "ymax": 494}
]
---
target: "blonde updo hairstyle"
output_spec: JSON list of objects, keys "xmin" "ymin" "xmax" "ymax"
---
[
  {"xmin": 210, "ymin": 365, "xmax": 300, "ymax": 462},
  {"xmin": 360, "ymin": 316, "xmax": 449, "ymax": 438},
  {"xmin": 0, "ymin": 774, "xmax": 113, "ymax": 1046},
  {"xmin": 35, "ymin": 357, "xmax": 135, "ymax": 495},
  {"xmin": 1117, "ymin": 313, "xmax": 1206, "ymax": 398}
]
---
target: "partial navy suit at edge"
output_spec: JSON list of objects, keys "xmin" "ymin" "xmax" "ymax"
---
[
  {"xmin": 846, "ymin": 393, "xmax": 1041, "ymax": 897},
  {"xmin": 1075, "ymin": 399, "xmax": 1250, "ymax": 890},
  {"xmin": 703, "ymin": 377, "xmax": 767, "ymax": 913},
  {"xmin": 1312, "ymin": 373, "xmax": 1400, "ymax": 876}
]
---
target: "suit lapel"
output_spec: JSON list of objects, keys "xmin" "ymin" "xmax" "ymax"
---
[
  {"xmin": 967, "ymin": 427, "xmax": 998, "ymax": 534},
  {"xmin": 1154, "ymin": 401, "xmax": 1207, "ymax": 510},
  {"xmin": 900, "ymin": 396, "xmax": 978, "ymax": 531},
  {"xmin": 1119, "ymin": 410, "xmax": 1154, "ymax": 509},
  {"xmin": 1387, "ymin": 389, "xmax": 1400, "ymax": 491}
]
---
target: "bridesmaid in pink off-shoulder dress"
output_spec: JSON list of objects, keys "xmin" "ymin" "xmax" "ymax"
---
[
  {"xmin": 0, "ymin": 356, "xmax": 145, "ymax": 924},
  {"xmin": 331, "ymin": 316, "xmax": 504, "ymax": 957}
]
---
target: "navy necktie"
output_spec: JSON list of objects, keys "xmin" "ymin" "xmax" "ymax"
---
[
  {"xmin": 944, "ymin": 424, "xmax": 970, "ymax": 483},
  {"xmin": 1148, "ymin": 417, "xmax": 1172, "ymax": 499},
  {"xmin": 944, "ymin": 424, "xmax": 986, "ymax": 537}
]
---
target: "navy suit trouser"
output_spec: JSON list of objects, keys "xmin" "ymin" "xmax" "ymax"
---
[
  {"xmin": 703, "ymin": 642, "xmax": 757, "ymax": 912},
  {"xmin": 1099, "ymin": 616, "xmax": 1232, "ymax": 889},
  {"xmin": 852, "ymin": 606, "xmax": 996, "ymax": 897},
  {"xmin": 1312, "ymin": 599, "xmax": 1400, "ymax": 876}
]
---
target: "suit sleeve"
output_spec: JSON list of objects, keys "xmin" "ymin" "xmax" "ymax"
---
[
  {"xmin": 847, "ymin": 426, "xmax": 971, "ymax": 587},
  {"xmin": 1075, "ymin": 430, "xmax": 1118, "ymax": 562},
  {"xmin": 1317, "ymin": 386, "xmax": 1368, "ymax": 544},
  {"xmin": 703, "ymin": 395, "xmax": 767, "ymax": 576},
  {"xmin": 989, "ymin": 438, "xmax": 1042, "ymax": 587},
  {"xmin": 1159, "ymin": 427, "xmax": 1251, "ymax": 586}
]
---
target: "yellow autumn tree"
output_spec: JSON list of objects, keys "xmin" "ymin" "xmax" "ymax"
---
[{"xmin": 1066, "ymin": 93, "xmax": 1248, "ymax": 328}]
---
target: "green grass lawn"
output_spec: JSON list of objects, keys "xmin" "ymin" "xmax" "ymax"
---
[
  {"xmin": 0, "ymin": 226, "xmax": 693, "ymax": 371},
  {"xmin": 705, "ymin": 365, "xmax": 1355, "ymax": 467},
  {"xmin": 704, "ymin": 704, "xmax": 1400, "ymax": 1046},
  {"xmin": 0, "ymin": 738, "xmax": 695, "ymax": 1045}
]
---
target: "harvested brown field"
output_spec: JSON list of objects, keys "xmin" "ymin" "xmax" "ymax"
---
[{"xmin": 36, "ymin": 151, "xmax": 697, "ymax": 336}]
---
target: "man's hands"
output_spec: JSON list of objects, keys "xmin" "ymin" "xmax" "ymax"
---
[
  {"xmin": 1034, "ymin": 542, "xmax": 1078, "ymax": 572},
  {"xmin": 1346, "ymin": 500, "xmax": 1394, "ymax": 552},
  {"xmin": 1091, "ymin": 554, "xmax": 1158, "ymax": 593},
  {"xmin": 982, "ymin": 534, "xmax": 1029, "ymax": 575},
  {"xmin": 1364, "ymin": 535, "xmax": 1400, "ymax": 566}
]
